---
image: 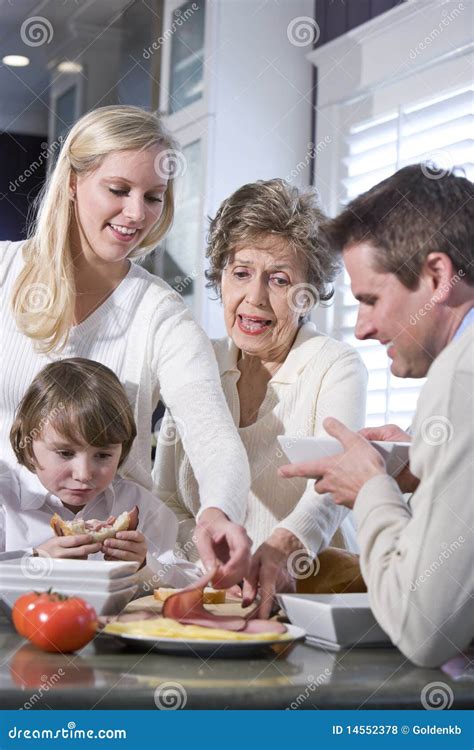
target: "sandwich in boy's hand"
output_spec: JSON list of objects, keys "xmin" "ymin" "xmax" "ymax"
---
[{"xmin": 50, "ymin": 506, "xmax": 139, "ymax": 542}]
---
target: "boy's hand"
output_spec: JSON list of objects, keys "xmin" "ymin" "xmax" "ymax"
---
[
  {"xmin": 102, "ymin": 530, "xmax": 147, "ymax": 567},
  {"xmin": 36, "ymin": 535, "xmax": 102, "ymax": 559}
]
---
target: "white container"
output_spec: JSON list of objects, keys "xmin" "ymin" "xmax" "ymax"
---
[
  {"xmin": 277, "ymin": 436, "xmax": 410, "ymax": 478},
  {"xmin": 1, "ymin": 582, "xmax": 138, "ymax": 617},
  {"xmin": 277, "ymin": 593, "xmax": 391, "ymax": 649},
  {"xmin": 0, "ymin": 558, "xmax": 139, "ymax": 582}
]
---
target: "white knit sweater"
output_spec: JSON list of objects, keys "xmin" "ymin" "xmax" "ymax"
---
[
  {"xmin": 0, "ymin": 240, "xmax": 250, "ymax": 523},
  {"xmin": 153, "ymin": 323, "xmax": 368, "ymax": 557}
]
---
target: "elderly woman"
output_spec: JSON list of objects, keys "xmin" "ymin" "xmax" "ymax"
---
[{"xmin": 153, "ymin": 179, "xmax": 367, "ymax": 614}]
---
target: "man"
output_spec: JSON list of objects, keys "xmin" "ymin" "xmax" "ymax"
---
[{"xmin": 280, "ymin": 164, "xmax": 473, "ymax": 667}]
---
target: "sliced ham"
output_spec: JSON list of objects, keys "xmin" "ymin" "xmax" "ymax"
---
[
  {"xmin": 163, "ymin": 576, "xmax": 247, "ymax": 631},
  {"xmin": 162, "ymin": 568, "xmax": 286, "ymax": 634},
  {"xmin": 51, "ymin": 506, "xmax": 139, "ymax": 541},
  {"xmin": 242, "ymin": 619, "xmax": 287, "ymax": 634}
]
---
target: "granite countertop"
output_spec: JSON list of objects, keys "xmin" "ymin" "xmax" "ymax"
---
[{"xmin": 1, "ymin": 615, "xmax": 471, "ymax": 709}]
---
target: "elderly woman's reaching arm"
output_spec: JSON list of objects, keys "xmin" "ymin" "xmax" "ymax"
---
[{"xmin": 243, "ymin": 346, "xmax": 367, "ymax": 615}]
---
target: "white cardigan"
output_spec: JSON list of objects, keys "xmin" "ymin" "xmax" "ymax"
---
[
  {"xmin": 153, "ymin": 323, "xmax": 368, "ymax": 556},
  {"xmin": 0, "ymin": 240, "xmax": 250, "ymax": 524}
]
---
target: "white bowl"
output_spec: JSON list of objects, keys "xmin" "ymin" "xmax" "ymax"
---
[
  {"xmin": 1, "ymin": 582, "xmax": 138, "ymax": 617},
  {"xmin": 278, "ymin": 436, "xmax": 410, "ymax": 478},
  {"xmin": 277, "ymin": 593, "xmax": 391, "ymax": 649}
]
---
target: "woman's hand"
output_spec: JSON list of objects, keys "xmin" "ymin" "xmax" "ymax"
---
[
  {"xmin": 241, "ymin": 529, "xmax": 303, "ymax": 619},
  {"xmin": 195, "ymin": 508, "xmax": 252, "ymax": 588},
  {"xmin": 102, "ymin": 530, "xmax": 147, "ymax": 567},
  {"xmin": 359, "ymin": 424, "xmax": 419, "ymax": 493},
  {"xmin": 35, "ymin": 535, "xmax": 102, "ymax": 559}
]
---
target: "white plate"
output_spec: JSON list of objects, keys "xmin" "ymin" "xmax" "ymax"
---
[
  {"xmin": 277, "ymin": 593, "xmax": 390, "ymax": 649},
  {"xmin": 1, "ymin": 583, "xmax": 138, "ymax": 617},
  {"xmin": 0, "ymin": 555, "xmax": 138, "ymax": 588},
  {"xmin": 278, "ymin": 436, "xmax": 410, "ymax": 477},
  {"xmin": 105, "ymin": 623, "xmax": 306, "ymax": 657}
]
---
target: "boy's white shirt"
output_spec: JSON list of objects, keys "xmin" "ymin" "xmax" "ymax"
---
[{"xmin": 0, "ymin": 463, "xmax": 201, "ymax": 590}]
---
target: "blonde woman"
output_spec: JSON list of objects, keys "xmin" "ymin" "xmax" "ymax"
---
[
  {"xmin": 0, "ymin": 105, "xmax": 251, "ymax": 587},
  {"xmin": 154, "ymin": 179, "xmax": 368, "ymax": 616}
]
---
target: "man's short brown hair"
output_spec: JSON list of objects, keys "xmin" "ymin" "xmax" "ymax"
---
[
  {"xmin": 327, "ymin": 164, "xmax": 474, "ymax": 288},
  {"xmin": 10, "ymin": 358, "xmax": 136, "ymax": 471}
]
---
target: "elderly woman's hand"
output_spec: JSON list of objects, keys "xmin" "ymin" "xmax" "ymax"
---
[
  {"xmin": 241, "ymin": 529, "xmax": 306, "ymax": 618},
  {"xmin": 195, "ymin": 507, "xmax": 252, "ymax": 588}
]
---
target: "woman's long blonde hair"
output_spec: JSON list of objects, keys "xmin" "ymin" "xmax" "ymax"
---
[{"xmin": 12, "ymin": 105, "xmax": 177, "ymax": 353}]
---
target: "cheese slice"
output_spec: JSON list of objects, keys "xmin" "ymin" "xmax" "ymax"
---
[{"xmin": 104, "ymin": 617, "xmax": 288, "ymax": 641}]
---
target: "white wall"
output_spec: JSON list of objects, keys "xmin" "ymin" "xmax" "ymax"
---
[{"xmin": 201, "ymin": 0, "xmax": 315, "ymax": 337}]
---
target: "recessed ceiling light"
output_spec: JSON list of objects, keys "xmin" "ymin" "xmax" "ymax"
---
[
  {"xmin": 57, "ymin": 61, "xmax": 83, "ymax": 73},
  {"xmin": 2, "ymin": 55, "xmax": 30, "ymax": 67}
]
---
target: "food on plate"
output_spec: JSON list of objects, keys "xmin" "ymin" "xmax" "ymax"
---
[
  {"xmin": 162, "ymin": 569, "xmax": 287, "ymax": 635},
  {"xmin": 50, "ymin": 505, "xmax": 139, "ymax": 542},
  {"xmin": 154, "ymin": 587, "xmax": 226, "ymax": 604},
  {"xmin": 102, "ymin": 571, "xmax": 288, "ymax": 641},
  {"xmin": 12, "ymin": 591, "xmax": 98, "ymax": 653},
  {"xmin": 104, "ymin": 617, "xmax": 288, "ymax": 641},
  {"xmin": 98, "ymin": 609, "xmax": 159, "ymax": 628}
]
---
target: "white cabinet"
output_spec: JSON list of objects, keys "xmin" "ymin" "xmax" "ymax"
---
[{"xmin": 158, "ymin": 0, "xmax": 315, "ymax": 336}]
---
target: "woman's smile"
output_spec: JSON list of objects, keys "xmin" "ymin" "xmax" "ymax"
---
[{"xmin": 107, "ymin": 223, "xmax": 140, "ymax": 243}]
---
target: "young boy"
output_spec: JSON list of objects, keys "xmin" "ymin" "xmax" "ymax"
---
[{"xmin": 1, "ymin": 358, "xmax": 199, "ymax": 590}]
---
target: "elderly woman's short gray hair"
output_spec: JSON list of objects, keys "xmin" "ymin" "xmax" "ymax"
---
[{"xmin": 205, "ymin": 179, "xmax": 340, "ymax": 306}]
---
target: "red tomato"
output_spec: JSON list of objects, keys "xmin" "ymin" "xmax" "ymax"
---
[
  {"xmin": 12, "ymin": 591, "xmax": 44, "ymax": 637},
  {"xmin": 12, "ymin": 591, "xmax": 98, "ymax": 653}
]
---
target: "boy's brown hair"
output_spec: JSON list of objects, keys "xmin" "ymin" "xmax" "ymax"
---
[
  {"xmin": 326, "ymin": 164, "xmax": 474, "ymax": 289},
  {"xmin": 10, "ymin": 358, "xmax": 136, "ymax": 471}
]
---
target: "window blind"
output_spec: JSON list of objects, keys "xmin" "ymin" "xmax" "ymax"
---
[{"xmin": 334, "ymin": 84, "xmax": 473, "ymax": 428}]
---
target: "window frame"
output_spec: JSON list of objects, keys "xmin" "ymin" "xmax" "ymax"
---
[{"xmin": 308, "ymin": 0, "xmax": 473, "ymax": 424}]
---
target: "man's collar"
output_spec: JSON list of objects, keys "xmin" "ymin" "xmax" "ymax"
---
[
  {"xmin": 216, "ymin": 322, "xmax": 325, "ymax": 384},
  {"xmin": 453, "ymin": 307, "xmax": 474, "ymax": 341}
]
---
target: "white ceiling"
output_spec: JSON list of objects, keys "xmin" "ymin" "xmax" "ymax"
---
[{"xmin": 0, "ymin": 0, "xmax": 135, "ymax": 134}]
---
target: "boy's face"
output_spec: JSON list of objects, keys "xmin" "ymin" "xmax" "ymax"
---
[{"xmin": 32, "ymin": 424, "xmax": 122, "ymax": 508}]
